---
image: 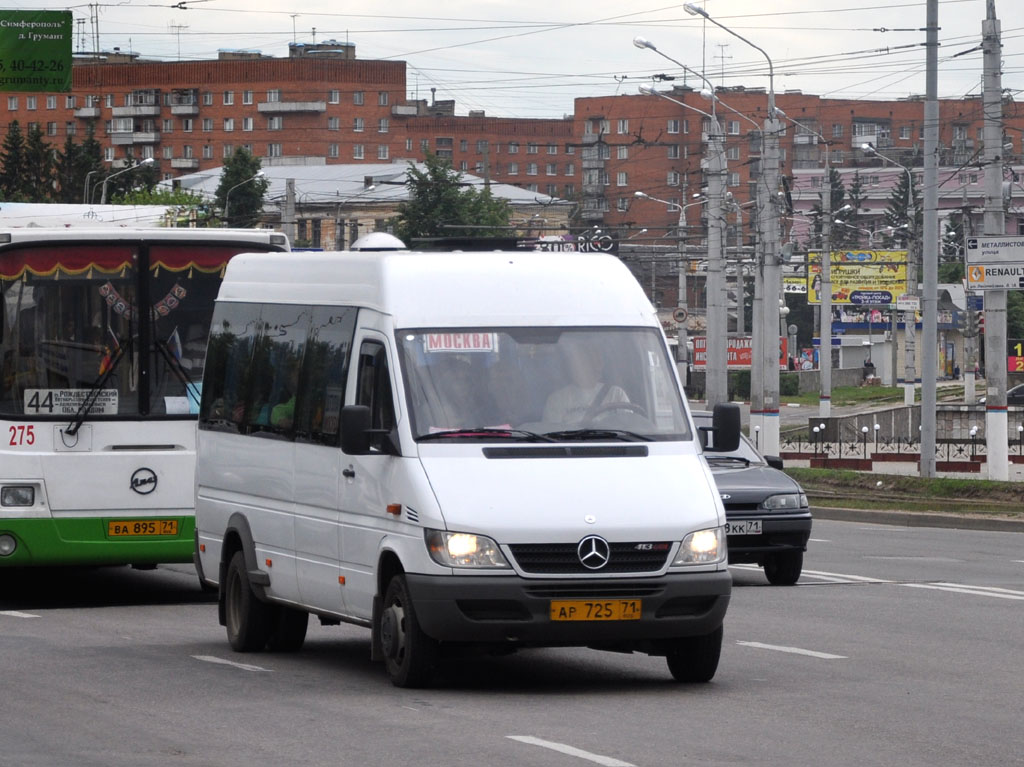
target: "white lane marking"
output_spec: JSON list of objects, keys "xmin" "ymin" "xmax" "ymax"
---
[
  {"xmin": 903, "ymin": 583, "xmax": 1024, "ymax": 600},
  {"xmin": 192, "ymin": 655, "xmax": 270, "ymax": 672},
  {"xmin": 0, "ymin": 610, "xmax": 40, "ymax": 618},
  {"xmin": 800, "ymin": 569, "xmax": 892, "ymax": 584},
  {"xmin": 507, "ymin": 736, "xmax": 635, "ymax": 767},
  {"xmin": 736, "ymin": 641, "xmax": 847, "ymax": 660},
  {"xmin": 809, "ymin": 538, "xmax": 831, "ymax": 542}
]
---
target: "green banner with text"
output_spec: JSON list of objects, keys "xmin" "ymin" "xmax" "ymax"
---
[{"xmin": 0, "ymin": 10, "xmax": 73, "ymax": 92}]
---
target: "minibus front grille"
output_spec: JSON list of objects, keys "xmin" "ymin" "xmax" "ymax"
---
[{"xmin": 509, "ymin": 543, "xmax": 671, "ymax": 574}]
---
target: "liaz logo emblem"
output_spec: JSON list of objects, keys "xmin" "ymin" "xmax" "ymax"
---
[{"xmin": 130, "ymin": 468, "xmax": 157, "ymax": 495}]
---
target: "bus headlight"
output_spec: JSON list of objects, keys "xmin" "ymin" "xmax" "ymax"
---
[
  {"xmin": 672, "ymin": 527, "xmax": 725, "ymax": 566},
  {"xmin": 1, "ymin": 486, "xmax": 35, "ymax": 507},
  {"xmin": 425, "ymin": 530, "xmax": 511, "ymax": 569},
  {"xmin": 0, "ymin": 534, "xmax": 16, "ymax": 556}
]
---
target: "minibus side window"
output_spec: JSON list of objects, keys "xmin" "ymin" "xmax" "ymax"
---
[
  {"xmin": 295, "ymin": 306, "xmax": 357, "ymax": 446},
  {"xmin": 246, "ymin": 304, "xmax": 309, "ymax": 439},
  {"xmin": 355, "ymin": 341, "xmax": 395, "ymax": 449},
  {"xmin": 199, "ymin": 302, "xmax": 260, "ymax": 433}
]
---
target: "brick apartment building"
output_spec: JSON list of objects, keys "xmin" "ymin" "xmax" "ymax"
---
[{"xmin": 3, "ymin": 40, "xmax": 1022, "ymax": 248}]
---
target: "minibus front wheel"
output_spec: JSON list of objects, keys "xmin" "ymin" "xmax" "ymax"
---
[
  {"xmin": 665, "ymin": 625, "xmax": 723, "ymax": 683},
  {"xmin": 380, "ymin": 574, "xmax": 438, "ymax": 688},
  {"xmin": 225, "ymin": 550, "xmax": 274, "ymax": 652}
]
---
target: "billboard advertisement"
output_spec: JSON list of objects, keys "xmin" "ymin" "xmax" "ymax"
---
[
  {"xmin": 807, "ymin": 250, "xmax": 908, "ymax": 305},
  {"xmin": 691, "ymin": 335, "xmax": 787, "ymax": 370},
  {"xmin": 0, "ymin": 11, "xmax": 73, "ymax": 92}
]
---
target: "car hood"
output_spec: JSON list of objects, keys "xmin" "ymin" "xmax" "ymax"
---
[
  {"xmin": 704, "ymin": 461, "xmax": 803, "ymax": 504},
  {"xmin": 418, "ymin": 445, "xmax": 724, "ymax": 544}
]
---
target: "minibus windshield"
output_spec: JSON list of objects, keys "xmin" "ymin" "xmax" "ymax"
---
[{"xmin": 397, "ymin": 327, "xmax": 691, "ymax": 441}]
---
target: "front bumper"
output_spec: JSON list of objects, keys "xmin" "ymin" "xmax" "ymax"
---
[
  {"xmin": 725, "ymin": 512, "xmax": 812, "ymax": 563},
  {"xmin": 405, "ymin": 570, "xmax": 731, "ymax": 647}
]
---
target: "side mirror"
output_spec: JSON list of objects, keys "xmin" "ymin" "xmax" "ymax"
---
[
  {"xmin": 340, "ymin": 405, "xmax": 371, "ymax": 455},
  {"xmin": 706, "ymin": 402, "xmax": 741, "ymax": 452},
  {"xmin": 765, "ymin": 455, "xmax": 784, "ymax": 470}
]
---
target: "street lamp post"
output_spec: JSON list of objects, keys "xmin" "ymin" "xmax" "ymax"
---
[
  {"xmin": 635, "ymin": 40, "xmax": 728, "ymax": 409},
  {"xmin": 862, "ymin": 142, "xmax": 917, "ymax": 405},
  {"xmin": 83, "ymin": 170, "xmax": 100, "ymax": 205},
  {"xmin": 634, "ymin": 189, "xmax": 704, "ymax": 313},
  {"xmin": 224, "ymin": 170, "xmax": 266, "ymax": 226},
  {"xmin": 685, "ymin": 2, "xmax": 782, "ymax": 455},
  {"xmin": 99, "ymin": 157, "xmax": 155, "ymax": 205}
]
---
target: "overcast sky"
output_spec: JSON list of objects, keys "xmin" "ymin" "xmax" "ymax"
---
[{"xmin": 11, "ymin": 0, "xmax": 1021, "ymax": 118}]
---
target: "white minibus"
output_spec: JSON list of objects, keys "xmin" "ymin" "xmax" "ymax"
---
[{"xmin": 195, "ymin": 249, "xmax": 740, "ymax": 687}]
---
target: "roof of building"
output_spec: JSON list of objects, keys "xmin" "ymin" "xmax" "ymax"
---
[{"xmin": 163, "ymin": 162, "xmax": 570, "ymax": 210}]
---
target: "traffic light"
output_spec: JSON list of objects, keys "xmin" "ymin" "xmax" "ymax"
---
[{"xmin": 978, "ymin": 310, "xmax": 985, "ymax": 335}]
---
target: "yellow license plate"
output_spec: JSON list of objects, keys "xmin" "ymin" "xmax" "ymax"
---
[
  {"xmin": 550, "ymin": 599, "xmax": 642, "ymax": 622},
  {"xmin": 107, "ymin": 519, "xmax": 179, "ymax": 537}
]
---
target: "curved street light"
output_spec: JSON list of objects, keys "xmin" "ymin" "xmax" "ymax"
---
[
  {"xmin": 99, "ymin": 157, "xmax": 155, "ymax": 205},
  {"xmin": 224, "ymin": 170, "xmax": 266, "ymax": 226}
]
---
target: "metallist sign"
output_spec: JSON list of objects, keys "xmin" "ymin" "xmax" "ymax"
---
[
  {"xmin": 806, "ymin": 250, "xmax": 908, "ymax": 305},
  {"xmin": 964, "ymin": 235, "xmax": 1024, "ymax": 264},
  {"xmin": 0, "ymin": 11, "xmax": 72, "ymax": 92}
]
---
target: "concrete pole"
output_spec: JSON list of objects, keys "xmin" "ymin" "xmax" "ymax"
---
[
  {"xmin": 705, "ymin": 118, "xmax": 729, "ymax": 409},
  {"xmin": 920, "ymin": 0, "xmax": 941, "ymax": 476},
  {"xmin": 756, "ymin": 114, "xmax": 783, "ymax": 457},
  {"xmin": 282, "ymin": 178, "xmax": 297, "ymax": 246},
  {"xmin": 982, "ymin": 0, "xmax": 1008, "ymax": 480},
  {"xmin": 819, "ymin": 159, "xmax": 833, "ymax": 418}
]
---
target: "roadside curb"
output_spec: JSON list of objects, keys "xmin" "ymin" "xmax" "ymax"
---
[{"xmin": 812, "ymin": 506, "xmax": 1024, "ymax": 533}]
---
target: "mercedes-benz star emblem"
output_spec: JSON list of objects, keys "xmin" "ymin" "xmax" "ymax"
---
[
  {"xmin": 130, "ymin": 467, "xmax": 157, "ymax": 495},
  {"xmin": 577, "ymin": 535, "xmax": 611, "ymax": 570}
]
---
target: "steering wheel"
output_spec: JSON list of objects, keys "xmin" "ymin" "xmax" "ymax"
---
[{"xmin": 584, "ymin": 401, "xmax": 648, "ymax": 423}]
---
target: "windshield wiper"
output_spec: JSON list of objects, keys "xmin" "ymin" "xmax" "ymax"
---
[
  {"xmin": 154, "ymin": 338, "xmax": 201, "ymax": 409},
  {"xmin": 543, "ymin": 428, "xmax": 649, "ymax": 442},
  {"xmin": 705, "ymin": 455, "xmax": 753, "ymax": 466},
  {"xmin": 418, "ymin": 427, "xmax": 555, "ymax": 442},
  {"xmin": 64, "ymin": 345, "xmax": 126, "ymax": 437}
]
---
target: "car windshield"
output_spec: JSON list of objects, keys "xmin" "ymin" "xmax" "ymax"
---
[
  {"xmin": 396, "ymin": 327, "xmax": 691, "ymax": 441},
  {"xmin": 693, "ymin": 414, "xmax": 764, "ymax": 463}
]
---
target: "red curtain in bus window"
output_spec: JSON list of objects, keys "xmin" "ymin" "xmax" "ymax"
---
[
  {"xmin": 0, "ymin": 245, "xmax": 135, "ymax": 280},
  {"xmin": 148, "ymin": 245, "xmax": 244, "ymax": 276}
]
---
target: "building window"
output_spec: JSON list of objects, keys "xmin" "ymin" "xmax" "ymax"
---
[
  {"xmin": 202, "ymin": 118, "xmax": 214, "ymax": 132},
  {"xmin": 564, "ymin": 183, "xmax": 575, "ymax": 197},
  {"xmin": 46, "ymin": 122, "xmax": 57, "ymax": 136},
  {"xmin": 667, "ymin": 171, "xmax": 681, "ymax": 186},
  {"xmin": 328, "ymin": 116, "xmax": 340, "ymax": 131},
  {"xmin": 476, "ymin": 140, "xmax": 488, "ymax": 153},
  {"xmin": 266, "ymin": 89, "xmax": 281, "ymax": 103},
  {"xmin": 832, "ymin": 150, "xmax": 844, "ymax": 164},
  {"xmin": 328, "ymin": 143, "xmax": 339, "ymax": 158},
  {"xmin": 565, "ymin": 143, "xmax": 575, "ymax": 154},
  {"xmin": 377, "ymin": 91, "xmax": 389, "ymax": 106},
  {"xmin": 163, "ymin": 146, "xmax": 174, "ymax": 160},
  {"xmin": 527, "ymin": 163, "xmax": 538, "ymax": 175},
  {"xmin": 617, "ymin": 171, "xmax": 628, "ymax": 186},
  {"xmin": 728, "ymin": 172, "xmax": 740, "ymax": 187},
  {"xmin": 459, "ymin": 161, "xmax": 468, "ymax": 171},
  {"xmin": 378, "ymin": 144, "xmax": 389, "ymax": 160},
  {"xmin": 223, "ymin": 91, "xmax": 234, "ymax": 105},
  {"xmin": 508, "ymin": 162, "xmax": 518, "ymax": 175},
  {"xmin": 668, "ymin": 145, "xmax": 680, "ymax": 159},
  {"xmin": 104, "ymin": 147, "xmax": 115, "ymax": 161},
  {"xmin": 546, "ymin": 163, "xmax": 557, "ymax": 176},
  {"xmin": 617, "ymin": 146, "xmax": 628, "ymax": 160},
  {"xmin": 65, "ymin": 95, "xmax": 76, "ymax": 108},
  {"xmin": 726, "ymin": 146, "xmax": 740, "ymax": 160},
  {"xmin": 420, "ymin": 139, "xmax": 429, "ymax": 152},
  {"xmin": 547, "ymin": 143, "xmax": 557, "ymax": 155},
  {"xmin": 565, "ymin": 163, "xmax": 575, "ymax": 176},
  {"xmin": 268, "ymin": 116, "xmax": 283, "ymax": 131},
  {"xmin": 617, "ymin": 118, "xmax": 629, "ymax": 134},
  {"xmin": 162, "ymin": 118, "xmax": 173, "ymax": 132},
  {"xmin": 953, "ymin": 124, "xmax": 967, "ymax": 140},
  {"xmin": 203, "ymin": 144, "xmax": 214, "ymax": 159},
  {"xmin": 267, "ymin": 143, "xmax": 282, "ymax": 157},
  {"xmin": 618, "ymin": 197, "xmax": 630, "ymax": 212},
  {"xmin": 900, "ymin": 125, "xmax": 911, "ymax": 140},
  {"xmin": 354, "ymin": 91, "xmax": 364, "ymax": 105},
  {"xmin": 353, "ymin": 144, "xmax": 364, "ymax": 160},
  {"xmin": 26, "ymin": 96, "xmax": 36, "ymax": 110},
  {"xmin": 527, "ymin": 142, "xmax": 538, "ymax": 154},
  {"xmin": 378, "ymin": 118, "xmax": 389, "ymax": 133},
  {"xmin": 182, "ymin": 118, "xmax": 193, "ymax": 132},
  {"xmin": 46, "ymin": 95, "xmax": 56, "ymax": 110},
  {"xmin": 243, "ymin": 90, "xmax": 253, "ymax": 105},
  {"xmin": 6, "ymin": 96, "xmax": 16, "ymax": 110},
  {"xmin": 183, "ymin": 145, "xmax": 194, "ymax": 159},
  {"xmin": 223, "ymin": 118, "xmax": 234, "ymax": 132},
  {"xmin": 508, "ymin": 142, "xmax": 519, "ymax": 154},
  {"xmin": 667, "ymin": 119, "xmax": 680, "ymax": 134},
  {"xmin": 105, "ymin": 94, "xmax": 113, "ymax": 108},
  {"xmin": 353, "ymin": 117, "xmax": 364, "ymax": 132},
  {"xmin": 832, "ymin": 124, "xmax": 844, "ymax": 137},
  {"xmin": 328, "ymin": 89, "xmax": 340, "ymax": 104},
  {"xmin": 242, "ymin": 117, "xmax": 253, "ymax": 132},
  {"xmin": 459, "ymin": 139, "xmax": 468, "ymax": 151},
  {"xmin": 65, "ymin": 121, "xmax": 75, "ymax": 136}
]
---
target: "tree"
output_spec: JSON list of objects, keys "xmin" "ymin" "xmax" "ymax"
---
[
  {"xmin": 0, "ymin": 120, "xmax": 28, "ymax": 201},
  {"xmin": 808, "ymin": 168, "xmax": 847, "ymax": 249},
  {"xmin": 106, "ymin": 158, "xmax": 160, "ymax": 203},
  {"xmin": 882, "ymin": 170, "xmax": 921, "ymax": 250},
  {"xmin": 214, "ymin": 148, "xmax": 268, "ymax": 227},
  {"xmin": 23, "ymin": 124, "xmax": 56, "ymax": 202},
  {"xmin": 393, "ymin": 152, "xmax": 512, "ymax": 244}
]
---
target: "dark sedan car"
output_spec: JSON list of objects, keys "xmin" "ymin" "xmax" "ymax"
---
[{"xmin": 693, "ymin": 412, "xmax": 812, "ymax": 585}]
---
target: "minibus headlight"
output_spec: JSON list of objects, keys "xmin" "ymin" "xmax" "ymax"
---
[
  {"xmin": 1, "ymin": 486, "xmax": 35, "ymax": 507},
  {"xmin": 763, "ymin": 493, "xmax": 808, "ymax": 511},
  {"xmin": 672, "ymin": 527, "xmax": 725, "ymax": 566},
  {"xmin": 425, "ymin": 530, "xmax": 511, "ymax": 569}
]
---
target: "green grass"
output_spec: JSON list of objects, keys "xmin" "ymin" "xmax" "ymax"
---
[
  {"xmin": 785, "ymin": 467, "xmax": 1024, "ymax": 517},
  {"xmin": 781, "ymin": 385, "xmax": 909, "ymax": 407}
]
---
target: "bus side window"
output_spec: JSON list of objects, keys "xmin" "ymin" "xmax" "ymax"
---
[{"xmin": 355, "ymin": 341, "xmax": 395, "ymax": 450}]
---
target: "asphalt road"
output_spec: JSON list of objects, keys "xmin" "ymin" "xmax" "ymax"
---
[{"xmin": 1, "ymin": 519, "xmax": 1021, "ymax": 767}]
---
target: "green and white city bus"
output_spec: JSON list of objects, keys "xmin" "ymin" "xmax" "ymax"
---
[{"xmin": 0, "ymin": 228, "xmax": 288, "ymax": 568}]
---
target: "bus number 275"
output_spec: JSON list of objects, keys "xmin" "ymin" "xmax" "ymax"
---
[{"xmin": 9, "ymin": 425, "xmax": 36, "ymax": 446}]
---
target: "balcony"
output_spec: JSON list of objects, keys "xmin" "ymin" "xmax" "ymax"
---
[
  {"xmin": 74, "ymin": 107, "xmax": 100, "ymax": 119},
  {"xmin": 794, "ymin": 134, "xmax": 818, "ymax": 145},
  {"xmin": 171, "ymin": 158, "xmax": 199, "ymax": 170},
  {"xmin": 112, "ymin": 105, "xmax": 161, "ymax": 118},
  {"xmin": 257, "ymin": 100, "xmax": 326, "ymax": 114},
  {"xmin": 110, "ymin": 131, "xmax": 160, "ymax": 145},
  {"xmin": 170, "ymin": 104, "xmax": 199, "ymax": 116}
]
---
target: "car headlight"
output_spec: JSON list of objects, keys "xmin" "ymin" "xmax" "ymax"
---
[
  {"xmin": 425, "ymin": 529, "xmax": 511, "ymax": 569},
  {"xmin": 1, "ymin": 486, "xmax": 35, "ymax": 507},
  {"xmin": 762, "ymin": 492, "xmax": 808, "ymax": 511},
  {"xmin": 672, "ymin": 527, "xmax": 725, "ymax": 566}
]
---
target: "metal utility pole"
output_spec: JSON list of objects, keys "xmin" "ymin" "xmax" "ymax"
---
[
  {"xmin": 920, "ymin": 0, "xmax": 940, "ymax": 476},
  {"xmin": 982, "ymin": 0, "xmax": 1008, "ymax": 480}
]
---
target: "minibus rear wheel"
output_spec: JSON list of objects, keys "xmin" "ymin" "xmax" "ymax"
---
[
  {"xmin": 266, "ymin": 607, "xmax": 308, "ymax": 652},
  {"xmin": 381, "ymin": 574, "xmax": 438, "ymax": 688},
  {"xmin": 225, "ymin": 550, "xmax": 274, "ymax": 651},
  {"xmin": 666, "ymin": 625, "xmax": 723, "ymax": 683}
]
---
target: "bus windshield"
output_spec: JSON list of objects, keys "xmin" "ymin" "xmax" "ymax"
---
[
  {"xmin": 1, "ymin": 241, "xmax": 250, "ymax": 419},
  {"xmin": 397, "ymin": 327, "xmax": 691, "ymax": 441}
]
